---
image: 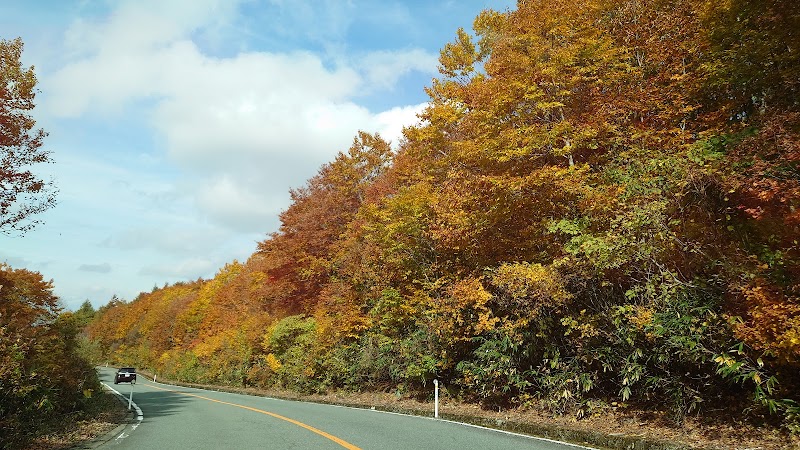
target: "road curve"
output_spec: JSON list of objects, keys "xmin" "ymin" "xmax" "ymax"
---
[{"xmin": 97, "ymin": 367, "xmax": 595, "ymax": 450}]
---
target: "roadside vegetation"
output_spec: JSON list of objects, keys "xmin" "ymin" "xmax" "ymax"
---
[
  {"xmin": 1, "ymin": 37, "xmax": 124, "ymax": 450},
  {"xmin": 0, "ymin": 265, "xmax": 109, "ymax": 449},
  {"xmin": 86, "ymin": 0, "xmax": 799, "ymax": 444},
  {"xmin": 0, "ymin": 266, "xmax": 124, "ymax": 450}
]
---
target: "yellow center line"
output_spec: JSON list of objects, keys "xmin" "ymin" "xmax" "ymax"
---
[{"xmin": 144, "ymin": 383, "xmax": 361, "ymax": 450}]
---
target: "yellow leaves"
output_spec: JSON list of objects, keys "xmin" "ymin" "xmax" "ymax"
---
[
  {"xmin": 629, "ymin": 306, "xmax": 655, "ymax": 331},
  {"xmin": 713, "ymin": 354, "xmax": 740, "ymax": 370},
  {"xmin": 561, "ymin": 315, "xmax": 600, "ymax": 340},
  {"xmin": 265, "ymin": 353, "xmax": 282, "ymax": 372},
  {"xmin": 536, "ymin": 101, "xmax": 567, "ymax": 111},
  {"xmin": 439, "ymin": 28, "xmax": 480, "ymax": 80},
  {"xmin": 432, "ymin": 277, "xmax": 498, "ymax": 343},
  {"xmin": 472, "ymin": 9, "xmax": 506, "ymax": 59},
  {"xmin": 249, "ymin": 271, "xmax": 267, "ymax": 291},
  {"xmin": 369, "ymin": 288, "xmax": 427, "ymax": 336},
  {"xmin": 492, "ymin": 262, "xmax": 571, "ymax": 309},
  {"xmin": 193, "ymin": 330, "xmax": 234, "ymax": 360},
  {"xmin": 442, "ymin": 279, "xmax": 498, "ymax": 335}
]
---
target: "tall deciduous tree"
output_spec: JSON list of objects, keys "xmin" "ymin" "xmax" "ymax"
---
[
  {"xmin": 0, "ymin": 37, "xmax": 55, "ymax": 234},
  {"xmin": 254, "ymin": 131, "xmax": 393, "ymax": 314}
]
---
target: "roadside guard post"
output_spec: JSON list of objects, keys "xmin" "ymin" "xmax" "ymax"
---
[
  {"xmin": 433, "ymin": 379, "xmax": 439, "ymax": 418},
  {"xmin": 128, "ymin": 389, "xmax": 133, "ymax": 411}
]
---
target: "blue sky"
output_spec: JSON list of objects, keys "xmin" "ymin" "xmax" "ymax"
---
[{"xmin": 0, "ymin": 0, "xmax": 515, "ymax": 311}]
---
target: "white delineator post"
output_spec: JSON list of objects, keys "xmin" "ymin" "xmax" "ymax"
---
[
  {"xmin": 128, "ymin": 389, "xmax": 133, "ymax": 411},
  {"xmin": 433, "ymin": 379, "xmax": 439, "ymax": 418}
]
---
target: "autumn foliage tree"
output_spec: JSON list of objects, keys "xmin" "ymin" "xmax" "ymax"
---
[
  {"xmin": 0, "ymin": 264, "xmax": 100, "ymax": 449},
  {"xmin": 0, "ymin": 37, "xmax": 55, "ymax": 234}
]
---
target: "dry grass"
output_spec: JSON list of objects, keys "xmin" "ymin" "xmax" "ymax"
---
[{"xmin": 26, "ymin": 391, "xmax": 128, "ymax": 450}]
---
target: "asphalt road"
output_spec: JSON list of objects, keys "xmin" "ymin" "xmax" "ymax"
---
[{"xmin": 97, "ymin": 367, "xmax": 594, "ymax": 450}]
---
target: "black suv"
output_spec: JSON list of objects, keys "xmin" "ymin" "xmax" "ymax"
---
[{"xmin": 114, "ymin": 367, "xmax": 137, "ymax": 384}]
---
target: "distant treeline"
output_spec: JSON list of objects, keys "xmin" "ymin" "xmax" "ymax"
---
[{"xmin": 87, "ymin": 0, "xmax": 800, "ymax": 429}]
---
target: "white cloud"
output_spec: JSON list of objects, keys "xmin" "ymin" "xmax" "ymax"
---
[
  {"xmin": 42, "ymin": 0, "xmax": 433, "ymax": 236},
  {"xmin": 194, "ymin": 175, "xmax": 285, "ymax": 232},
  {"xmin": 372, "ymin": 103, "xmax": 427, "ymax": 147},
  {"xmin": 101, "ymin": 226, "xmax": 229, "ymax": 256},
  {"xmin": 62, "ymin": 0, "xmax": 241, "ymax": 57},
  {"xmin": 78, "ymin": 263, "xmax": 112, "ymax": 273},
  {"xmin": 1, "ymin": 255, "xmax": 32, "ymax": 269},
  {"xmin": 357, "ymin": 49, "xmax": 439, "ymax": 91},
  {"xmin": 151, "ymin": 50, "xmax": 364, "ymax": 172},
  {"xmin": 138, "ymin": 257, "xmax": 217, "ymax": 279}
]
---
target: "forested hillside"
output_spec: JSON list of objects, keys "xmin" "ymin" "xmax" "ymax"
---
[{"xmin": 87, "ymin": 0, "xmax": 800, "ymax": 428}]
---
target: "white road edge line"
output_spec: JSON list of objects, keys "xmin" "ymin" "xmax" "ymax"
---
[
  {"xmin": 438, "ymin": 417, "xmax": 597, "ymax": 450},
  {"xmin": 324, "ymin": 403, "xmax": 599, "ymax": 450},
  {"xmin": 102, "ymin": 382, "xmax": 144, "ymax": 441}
]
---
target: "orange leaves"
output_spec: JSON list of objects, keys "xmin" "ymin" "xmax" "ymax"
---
[
  {"xmin": 730, "ymin": 279, "xmax": 800, "ymax": 364},
  {"xmin": 488, "ymin": 262, "xmax": 572, "ymax": 340},
  {"xmin": 724, "ymin": 113, "xmax": 800, "ymax": 228},
  {"xmin": 426, "ymin": 166, "xmax": 588, "ymax": 270},
  {"xmin": 313, "ymin": 280, "xmax": 371, "ymax": 342},
  {"xmin": 351, "ymin": 181, "xmax": 438, "ymax": 285},
  {"xmin": 256, "ymin": 132, "xmax": 394, "ymax": 314},
  {"xmin": 194, "ymin": 330, "xmax": 235, "ymax": 360},
  {"xmin": 1, "ymin": 264, "xmax": 102, "ymax": 447},
  {"xmin": 431, "ymin": 278, "xmax": 497, "ymax": 345},
  {"xmin": 491, "ymin": 262, "xmax": 571, "ymax": 311},
  {"xmin": 0, "ymin": 263, "xmax": 60, "ymax": 336}
]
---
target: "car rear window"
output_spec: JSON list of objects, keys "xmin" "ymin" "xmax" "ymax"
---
[{"xmin": 121, "ymin": 368, "xmax": 136, "ymax": 372}]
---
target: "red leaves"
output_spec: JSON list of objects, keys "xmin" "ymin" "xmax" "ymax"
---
[{"xmin": 729, "ymin": 279, "xmax": 800, "ymax": 364}]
